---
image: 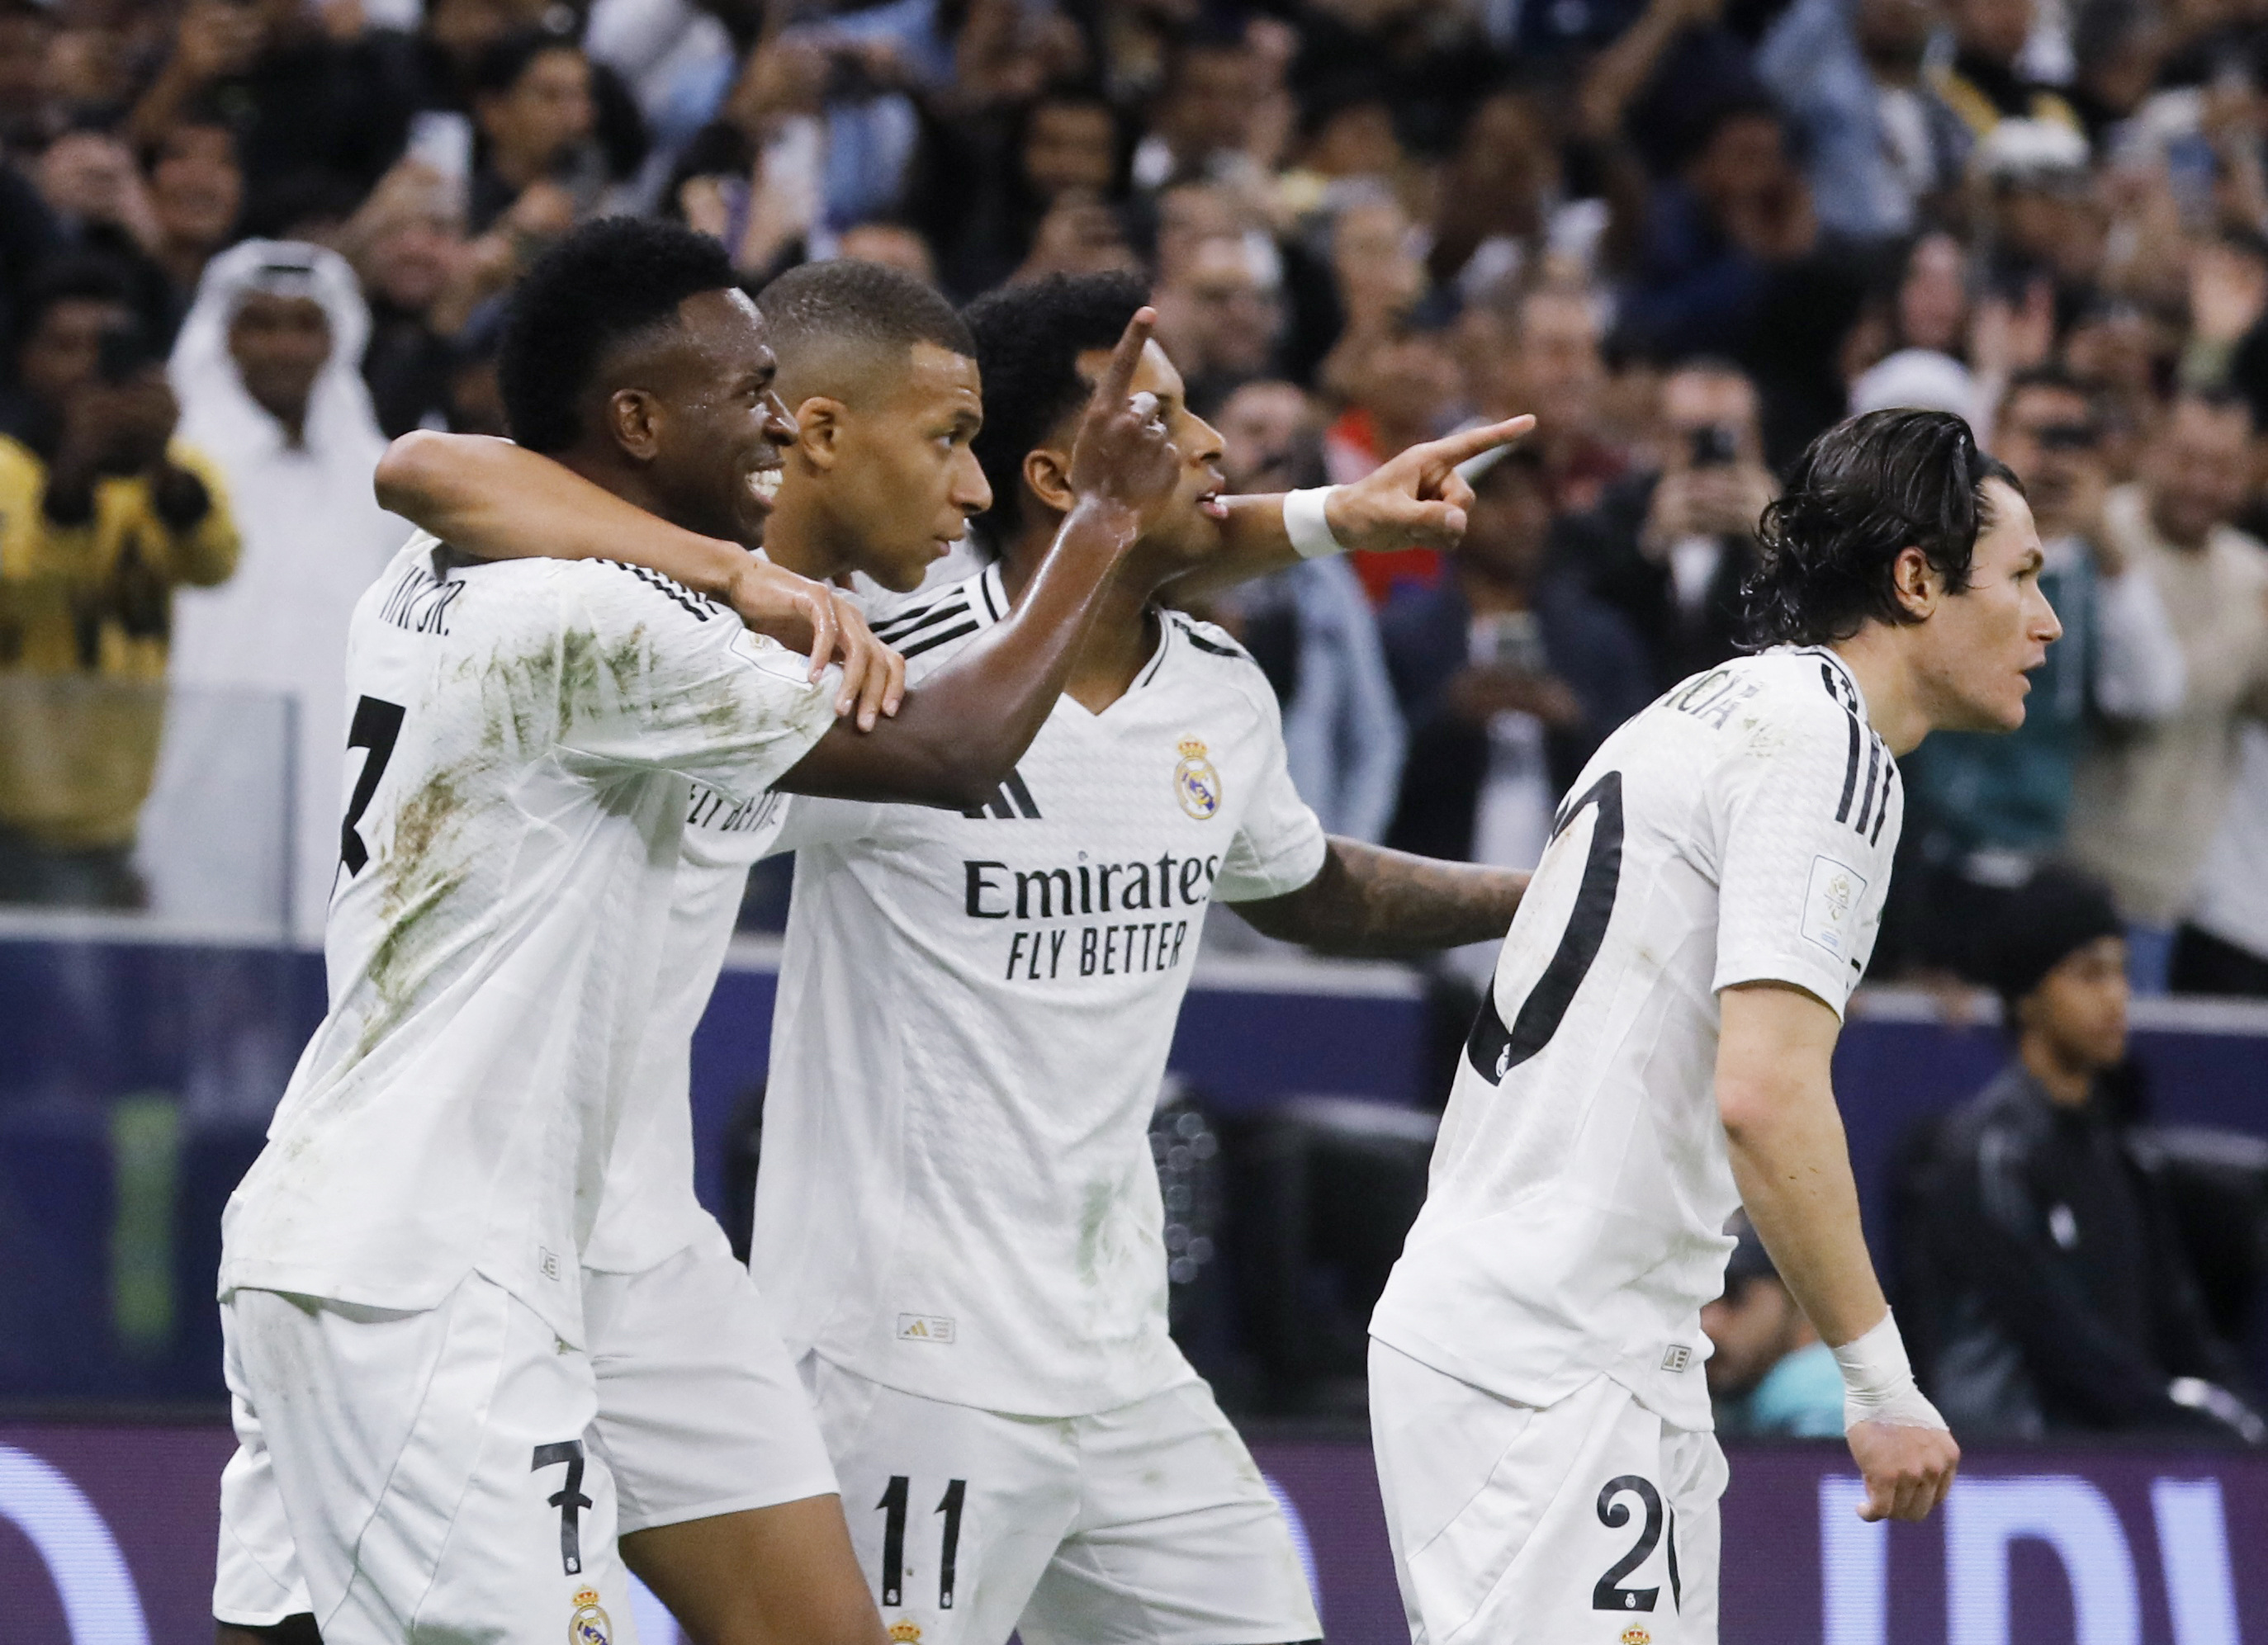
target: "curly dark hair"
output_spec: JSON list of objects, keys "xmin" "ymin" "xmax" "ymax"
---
[
  {"xmin": 1743, "ymin": 408, "xmax": 2021, "ymax": 649},
  {"xmin": 498, "ymin": 216, "xmax": 736, "ymax": 453},
  {"xmin": 963, "ymin": 271, "xmax": 1149, "ymax": 538}
]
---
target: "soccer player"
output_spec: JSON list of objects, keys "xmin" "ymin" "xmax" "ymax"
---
[
  {"xmin": 1367, "ymin": 409, "xmax": 2062, "ymax": 1643},
  {"xmin": 746, "ymin": 272, "xmax": 1536, "ymax": 1645},
  {"xmin": 376, "ymin": 267, "xmax": 1537, "ymax": 1645},
  {"xmin": 213, "ymin": 220, "xmax": 1180, "ymax": 1645}
]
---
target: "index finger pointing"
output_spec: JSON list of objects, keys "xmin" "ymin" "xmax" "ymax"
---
[
  {"xmin": 1092, "ymin": 305, "xmax": 1158, "ymax": 413},
  {"xmin": 1431, "ymin": 414, "xmax": 1538, "ymax": 475}
]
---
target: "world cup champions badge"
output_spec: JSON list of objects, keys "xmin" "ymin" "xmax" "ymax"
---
[{"xmin": 1174, "ymin": 736, "xmax": 1221, "ymax": 820}]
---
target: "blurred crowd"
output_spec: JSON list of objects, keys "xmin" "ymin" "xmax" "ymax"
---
[{"xmin": 2, "ymin": 0, "xmax": 2268, "ymax": 992}]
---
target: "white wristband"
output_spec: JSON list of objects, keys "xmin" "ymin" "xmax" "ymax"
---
[
  {"xmin": 1831, "ymin": 1311, "xmax": 1948, "ymax": 1433},
  {"xmin": 1283, "ymin": 486, "xmax": 1348, "ymax": 559}
]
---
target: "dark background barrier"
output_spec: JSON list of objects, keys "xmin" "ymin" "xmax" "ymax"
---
[
  {"xmin": 6, "ymin": 1420, "xmax": 2265, "ymax": 1644},
  {"xmin": 3, "ymin": 930, "xmax": 2265, "ymax": 1403}
]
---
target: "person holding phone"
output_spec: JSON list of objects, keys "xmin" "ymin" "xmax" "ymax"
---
[
  {"xmin": 1556, "ymin": 357, "xmax": 1781, "ymax": 689},
  {"xmin": 0, "ymin": 255, "xmax": 239, "ymax": 908}
]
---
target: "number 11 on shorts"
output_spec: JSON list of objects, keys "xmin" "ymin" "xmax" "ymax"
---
[{"xmin": 878, "ymin": 1475, "xmax": 968, "ymax": 1609}]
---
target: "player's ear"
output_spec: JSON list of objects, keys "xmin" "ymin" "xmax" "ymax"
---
[
  {"xmin": 1889, "ymin": 543, "xmax": 1939, "ymax": 619},
  {"xmin": 1023, "ymin": 442, "xmax": 1077, "ymax": 518},
  {"xmin": 793, "ymin": 396, "xmax": 850, "ymax": 471},
  {"xmin": 606, "ymin": 387, "xmax": 664, "ymax": 464}
]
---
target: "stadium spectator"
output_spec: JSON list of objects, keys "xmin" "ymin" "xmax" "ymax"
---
[
  {"xmin": 1379, "ymin": 443, "xmax": 1650, "ymax": 958},
  {"xmin": 1933, "ymin": 0, "xmax": 2082, "ymax": 141},
  {"xmin": 1704, "ymin": 1216, "xmax": 1846, "ymax": 1438},
  {"xmin": 467, "ymin": 31, "xmax": 604, "ymax": 234},
  {"xmin": 124, "ymin": 0, "xmax": 397, "ymax": 235},
  {"xmin": 2066, "ymin": 391, "xmax": 2268, "ymax": 992},
  {"xmin": 347, "ymin": 159, "xmax": 476, "ymax": 437},
  {"xmin": 151, "ymin": 242, "xmax": 404, "ymax": 938},
  {"xmin": 2176, "ymin": 726, "xmax": 2268, "ymax": 995},
  {"xmin": 1200, "ymin": 378, "xmax": 1404, "ymax": 844},
  {"xmin": 1896, "ymin": 367, "xmax": 2186, "ymax": 977},
  {"xmin": 1465, "ymin": 281, "xmax": 1629, "ymax": 514},
  {"xmin": 1909, "ymin": 867, "xmax": 2265, "ymax": 1442},
  {"xmin": 1554, "ymin": 357, "xmax": 1776, "ymax": 689},
  {"xmin": 142, "ymin": 106, "xmax": 244, "ymax": 331},
  {"xmin": 1759, "ymin": 0, "xmax": 1970, "ymax": 243},
  {"xmin": 1151, "ymin": 229, "xmax": 1285, "ymax": 410},
  {"xmin": 0, "ymin": 257, "xmax": 238, "ymax": 907}
]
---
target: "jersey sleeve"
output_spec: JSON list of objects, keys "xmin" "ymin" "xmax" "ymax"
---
[
  {"xmin": 1213, "ymin": 683, "xmax": 1330, "ymax": 903},
  {"xmin": 1709, "ymin": 691, "xmax": 1900, "ymax": 1017},
  {"xmin": 556, "ymin": 566, "xmax": 840, "ymax": 803}
]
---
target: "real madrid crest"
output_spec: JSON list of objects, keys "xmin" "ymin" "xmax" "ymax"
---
[
  {"xmin": 1174, "ymin": 736, "xmax": 1221, "ymax": 820},
  {"xmin": 568, "ymin": 1586, "xmax": 612, "ymax": 1645},
  {"xmin": 1619, "ymin": 1627, "xmax": 1651, "ymax": 1645},
  {"xmin": 888, "ymin": 1624, "xmax": 925, "ymax": 1643}
]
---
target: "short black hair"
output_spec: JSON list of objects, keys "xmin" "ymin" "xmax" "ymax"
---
[
  {"xmin": 755, "ymin": 258, "xmax": 973, "ymax": 402},
  {"xmin": 17, "ymin": 255, "xmax": 133, "ymax": 341},
  {"xmin": 475, "ymin": 26, "xmax": 582, "ymax": 97},
  {"xmin": 1745, "ymin": 409, "xmax": 2021, "ymax": 648},
  {"xmin": 498, "ymin": 216, "xmax": 736, "ymax": 452},
  {"xmin": 963, "ymin": 271, "xmax": 1149, "ymax": 537}
]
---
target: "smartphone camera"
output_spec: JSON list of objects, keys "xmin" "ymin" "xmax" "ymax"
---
[{"xmin": 1688, "ymin": 425, "xmax": 1740, "ymax": 469}]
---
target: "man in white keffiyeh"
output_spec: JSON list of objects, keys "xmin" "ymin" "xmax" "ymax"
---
[{"xmin": 150, "ymin": 240, "xmax": 412, "ymax": 939}]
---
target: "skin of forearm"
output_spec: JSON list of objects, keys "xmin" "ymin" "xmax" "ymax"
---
[
  {"xmin": 373, "ymin": 433, "xmax": 753, "ymax": 600},
  {"xmin": 1717, "ymin": 986, "xmax": 1889, "ymax": 1350},
  {"xmin": 775, "ymin": 499, "xmax": 1139, "ymax": 807},
  {"xmin": 1229, "ymin": 838, "xmax": 1527, "ymax": 957}
]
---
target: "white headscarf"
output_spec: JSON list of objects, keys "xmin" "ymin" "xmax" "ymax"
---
[
  {"xmin": 169, "ymin": 238, "xmax": 386, "ymax": 466},
  {"xmin": 149, "ymin": 239, "xmax": 413, "ymax": 942}
]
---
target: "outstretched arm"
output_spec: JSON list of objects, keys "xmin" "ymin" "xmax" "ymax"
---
[
  {"xmin": 1169, "ymin": 415, "xmax": 1536, "ymax": 599},
  {"xmin": 1227, "ymin": 838, "xmax": 1527, "ymax": 957}
]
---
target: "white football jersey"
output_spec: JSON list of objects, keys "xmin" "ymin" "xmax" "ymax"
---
[
  {"xmin": 751, "ymin": 564, "xmax": 1329, "ymax": 1416},
  {"xmin": 580, "ymin": 780, "xmax": 792, "ymax": 1274},
  {"xmin": 220, "ymin": 536, "xmax": 837, "ymax": 1345},
  {"xmin": 1371, "ymin": 646, "xmax": 1901, "ymax": 1431}
]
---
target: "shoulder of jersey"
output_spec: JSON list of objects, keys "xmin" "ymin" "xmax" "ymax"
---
[
  {"xmin": 868, "ymin": 567, "xmax": 997, "ymax": 664},
  {"xmin": 1679, "ymin": 647, "xmax": 1863, "ymax": 734},
  {"xmin": 1744, "ymin": 646, "xmax": 1902, "ymax": 839},
  {"xmin": 382, "ymin": 531, "xmax": 727, "ymax": 622},
  {"xmin": 1161, "ymin": 608, "xmax": 1255, "ymax": 665},
  {"xmin": 1160, "ymin": 609, "xmax": 1281, "ymax": 711}
]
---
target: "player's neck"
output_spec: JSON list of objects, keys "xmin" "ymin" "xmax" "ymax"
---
[
  {"xmin": 1825, "ymin": 630, "xmax": 1934, "ymax": 756},
  {"xmin": 1001, "ymin": 522, "xmax": 1162, "ymax": 713},
  {"xmin": 759, "ymin": 485, "xmax": 850, "ymax": 583}
]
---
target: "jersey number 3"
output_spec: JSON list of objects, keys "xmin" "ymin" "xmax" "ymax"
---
[{"xmin": 1465, "ymin": 770, "xmax": 1624, "ymax": 1083}]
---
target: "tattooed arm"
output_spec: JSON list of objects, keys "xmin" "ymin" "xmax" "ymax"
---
[{"xmin": 1227, "ymin": 838, "xmax": 1527, "ymax": 957}]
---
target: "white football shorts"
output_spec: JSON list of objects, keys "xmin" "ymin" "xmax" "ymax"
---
[
  {"xmin": 215, "ymin": 1234, "xmax": 837, "ymax": 1633},
  {"xmin": 804, "ymin": 1355, "xmax": 1321, "ymax": 1645},
  {"xmin": 1368, "ymin": 1340, "xmax": 1727, "ymax": 1645}
]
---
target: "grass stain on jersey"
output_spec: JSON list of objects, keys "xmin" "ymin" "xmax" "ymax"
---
[
  {"xmin": 1077, "ymin": 1179, "xmax": 1116, "ymax": 1288},
  {"xmin": 353, "ymin": 764, "xmax": 474, "ymax": 1062}
]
